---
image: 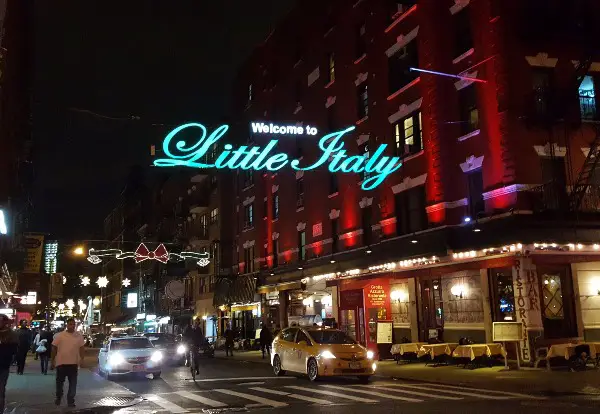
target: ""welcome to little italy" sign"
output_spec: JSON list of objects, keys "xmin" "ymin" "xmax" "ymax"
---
[{"xmin": 153, "ymin": 122, "xmax": 403, "ymax": 190}]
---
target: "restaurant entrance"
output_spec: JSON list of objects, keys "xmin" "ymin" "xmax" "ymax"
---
[
  {"xmin": 339, "ymin": 289, "xmax": 365, "ymax": 345},
  {"xmin": 418, "ymin": 276, "xmax": 444, "ymax": 342}
]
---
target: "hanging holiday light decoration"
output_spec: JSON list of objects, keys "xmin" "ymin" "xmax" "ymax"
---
[
  {"xmin": 96, "ymin": 276, "xmax": 109, "ymax": 288},
  {"xmin": 81, "ymin": 276, "xmax": 91, "ymax": 286},
  {"xmin": 122, "ymin": 278, "xmax": 131, "ymax": 287},
  {"xmin": 62, "ymin": 276, "xmax": 67, "ymax": 285},
  {"xmin": 65, "ymin": 299, "xmax": 75, "ymax": 309},
  {"xmin": 58, "ymin": 303, "xmax": 65, "ymax": 310},
  {"xmin": 51, "ymin": 301, "xmax": 57, "ymax": 308},
  {"xmin": 87, "ymin": 243, "xmax": 210, "ymax": 267}
]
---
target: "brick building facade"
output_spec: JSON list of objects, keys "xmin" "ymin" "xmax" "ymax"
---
[{"xmin": 229, "ymin": 0, "xmax": 600, "ymax": 363}]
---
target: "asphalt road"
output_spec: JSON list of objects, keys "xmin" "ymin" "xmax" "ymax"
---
[{"xmin": 97, "ymin": 356, "xmax": 600, "ymax": 414}]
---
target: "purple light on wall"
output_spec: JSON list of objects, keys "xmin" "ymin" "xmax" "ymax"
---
[{"xmin": 409, "ymin": 67, "xmax": 487, "ymax": 84}]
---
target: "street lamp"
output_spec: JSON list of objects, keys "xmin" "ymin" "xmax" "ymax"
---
[{"xmin": 73, "ymin": 246, "xmax": 85, "ymax": 256}]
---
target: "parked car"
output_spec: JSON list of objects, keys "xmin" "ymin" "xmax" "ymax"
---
[
  {"xmin": 98, "ymin": 336, "xmax": 163, "ymax": 380},
  {"xmin": 271, "ymin": 327, "xmax": 375, "ymax": 382},
  {"xmin": 144, "ymin": 333, "xmax": 186, "ymax": 365}
]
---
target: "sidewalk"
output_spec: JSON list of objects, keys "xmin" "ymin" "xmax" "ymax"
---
[
  {"xmin": 5, "ymin": 352, "xmax": 137, "ymax": 413},
  {"xmin": 214, "ymin": 350, "xmax": 600, "ymax": 396}
]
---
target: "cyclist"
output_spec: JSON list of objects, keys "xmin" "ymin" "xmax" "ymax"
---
[{"xmin": 183, "ymin": 319, "xmax": 204, "ymax": 375}]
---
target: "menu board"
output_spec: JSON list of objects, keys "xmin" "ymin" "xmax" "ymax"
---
[
  {"xmin": 376, "ymin": 321, "xmax": 393, "ymax": 344},
  {"xmin": 492, "ymin": 322, "xmax": 523, "ymax": 342}
]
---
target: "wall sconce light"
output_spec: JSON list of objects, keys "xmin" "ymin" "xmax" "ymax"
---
[
  {"xmin": 390, "ymin": 290, "xmax": 408, "ymax": 303},
  {"xmin": 450, "ymin": 284, "xmax": 467, "ymax": 299}
]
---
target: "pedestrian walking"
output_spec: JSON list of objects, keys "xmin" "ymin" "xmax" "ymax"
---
[
  {"xmin": 51, "ymin": 318, "xmax": 85, "ymax": 407},
  {"xmin": 0, "ymin": 315, "xmax": 17, "ymax": 413},
  {"xmin": 32, "ymin": 328, "xmax": 39, "ymax": 360},
  {"xmin": 15, "ymin": 320, "xmax": 32, "ymax": 375},
  {"xmin": 224, "ymin": 324, "xmax": 234, "ymax": 357},
  {"xmin": 259, "ymin": 323, "xmax": 272, "ymax": 359},
  {"xmin": 36, "ymin": 325, "xmax": 53, "ymax": 374}
]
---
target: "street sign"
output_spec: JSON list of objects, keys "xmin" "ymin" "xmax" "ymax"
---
[{"xmin": 165, "ymin": 280, "xmax": 185, "ymax": 299}]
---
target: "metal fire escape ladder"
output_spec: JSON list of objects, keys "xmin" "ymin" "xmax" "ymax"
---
[{"xmin": 568, "ymin": 56, "xmax": 597, "ymax": 212}]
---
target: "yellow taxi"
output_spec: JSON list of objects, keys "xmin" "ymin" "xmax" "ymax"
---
[{"xmin": 271, "ymin": 326, "xmax": 376, "ymax": 382}]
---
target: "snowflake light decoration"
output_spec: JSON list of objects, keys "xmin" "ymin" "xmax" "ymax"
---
[
  {"xmin": 65, "ymin": 299, "xmax": 75, "ymax": 309},
  {"xmin": 87, "ymin": 243, "xmax": 210, "ymax": 267},
  {"xmin": 62, "ymin": 276, "xmax": 67, "ymax": 285},
  {"xmin": 96, "ymin": 276, "xmax": 109, "ymax": 288},
  {"xmin": 122, "ymin": 278, "xmax": 131, "ymax": 287},
  {"xmin": 58, "ymin": 303, "xmax": 65, "ymax": 310},
  {"xmin": 51, "ymin": 301, "xmax": 57, "ymax": 308},
  {"xmin": 81, "ymin": 276, "xmax": 90, "ymax": 286}
]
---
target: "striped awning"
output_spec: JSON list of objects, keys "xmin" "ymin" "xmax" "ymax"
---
[{"xmin": 213, "ymin": 275, "xmax": 256, "ymax": 307}]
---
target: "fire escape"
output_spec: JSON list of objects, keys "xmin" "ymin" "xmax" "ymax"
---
[{"xmin": 525, "ymin": 0, "xmax": 600, "ymax": 214}]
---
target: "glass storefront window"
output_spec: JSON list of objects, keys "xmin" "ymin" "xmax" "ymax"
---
[
  {"xmin": 367, "ymin": 307, "xmax": 387, "ymax": 344},
  {"xmin": 490, "ymin": 268, "xmax": 516, "ymax": 321},
  {"xmin": 340, "ymin": 309, "xmax": 356, "ymax": 339},
  {"xmin": 542, "ymin": 273, "xmax": 564, "ymax": 319}
]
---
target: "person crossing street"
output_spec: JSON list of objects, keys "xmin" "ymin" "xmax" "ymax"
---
[
  {"xmin": 183, "ymin": 319, "xmax": 204, "ymax": 375},
  {"xmin": 15, "ymin": 320, "xmax": 32, "ymax": 375},
  {"xmin": 259, "ymin": 323, "xmax": 272, "ymax": 359},
  {"xmin": 51, "ymin": 318, "xmax": 85, "ymax": 408}
]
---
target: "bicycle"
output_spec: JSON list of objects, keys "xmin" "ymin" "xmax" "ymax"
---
[{"xmin": 189, "ymin": 346, "xmax": 201, "ymax": 381}]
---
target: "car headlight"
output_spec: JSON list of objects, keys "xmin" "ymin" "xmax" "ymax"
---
[
  {"xmin": 319, "ymin": 350, "xmax": 336, "ymax": 359},
  {"xmin": 176, "ymin": 344, "xmax": 187, "ymax": 354},
  {"xmin": 151, "ymin": 351, "xmax": 163, "ymax": 362},
  {"xmin": 108, "ymin": 353, "xmax": 125, "ymax": 366},
  {"xmin": 366, "ymin": 351, "xmax": 374, "ymax": 359}
]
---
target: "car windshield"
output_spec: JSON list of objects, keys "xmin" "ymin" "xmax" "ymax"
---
[
  {"xmin": 308, "ymin": 330, "xmax": 357, "ymax": 345},
  {"xmin": 146, "ymin": 334, "xmax": 174, "ymax": 345},
  {"xmin": 111, "ymin": 338, "xmax": 154, "ymax": 350}
]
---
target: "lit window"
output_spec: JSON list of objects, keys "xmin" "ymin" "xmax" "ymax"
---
[
  {"xmin": 579, "ymin": 75, "xmax": 597, "ymax": 120},
  {"xmin": 328, "ymin": 53, "xmax": 335, "ymax": 84},
  {"xmin": 394, "ymin": 111, "xmax": 422, "ymax": 156},
  {"xmin": 210, "ymin": 208, "xmax": 219, "ymax": 225},
  {"xmin": 298, "ymin": 231, "xmax": 306, "ymax": 261},
  {"xmin": 244, "ymin": 203, "xmax": 254, "ymax": 229}
]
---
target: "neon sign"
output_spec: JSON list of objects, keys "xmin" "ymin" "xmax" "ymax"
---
[
  {"xmin": 87, "ymin": 243, "xmax": 210, "ymax": 267},
  {"xmin": 154, "ymin": 123, "xmax": 403, "ymax": 191}
]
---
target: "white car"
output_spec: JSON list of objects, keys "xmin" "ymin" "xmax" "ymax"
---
[{"xmin": 98, "ymin": 336, "xmax": 163, "ymax": 379}]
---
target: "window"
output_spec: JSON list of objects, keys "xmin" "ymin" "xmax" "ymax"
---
[
  {"xmin": 298, "ymin": 231, "xmax": 306, "ymax": 261},
  {"xmin": 459, "ymin": 85, "xmax": 479, "ymax": 135},
  {"xmin": 357, "ymin": 84, "xmax": 368, "ymax": 119},
  {"xmin": 329, "ymin": 173, "xmax": 339, "ymax": 194},
  {"xmin": 272, "ymin": 191, "xmax": 279, "ymax": 219},
  {"xmin": 388, "ymin": 40, "xmax": 419, "ymax": 94},
  {"xmin": 331, "ymin": 218, "xmax": 339, "ymax": 253},
  {"xmin": 244, "ymin": 203, "xmax": 254, "ymax": 229},
  {"xmin": 467, "ymin": 169, "xmax": 484, "ymax": 217},
  {"xmin": 579, "ymin": 75, "xmax": 597, "ymax": 120},
  {"xmin": 243, "ymin": 170, "xmax": 253, "ymax": 188},
  {"xmin": 395, "ymin": 186, "xmax": 427, "ymax": 235},
  {"xmin": 248, "ymin": 83, "xmax": 253, "ymax": 103},
  {"xmin": 273, "ymin": 239, "xmax": 279, "ymax": 267},
  {"xmin": 327, "ymin": 53, "xmax": 335, "ymax": 84},
  {"xmin": 394, "ymin": 111, "xmax": 422, "ymax": 156},
  {"xmin": 296, "ymin": 178, "xmax": 304, "ymax": 208},
  {"xmin": 355, "ymin": 22, "xmax": 367, "ymax": 58},
  {"xmin": 489, "ymin": 268, "xmax": 515, "ymax": 322},
  {"xmin": 210, "ymin": 208, "xmax": 219, "ymax": 225},
  {"xmin": 296, "ymin": 330, "xmax": 311, "ymax": 344},
  {"xmin": 362, "ymin": 206, "xmax": 372, "ymax": 247},
  {"xmin": 327, "ymin": 106, "xmax": 336, "ymax": 132},
  {"xmin": 454, "ymin": 7, "xmax": 473, "ymax": 57},
  {"xmin": 387, "ymin": 0, "xmax": 416, "ymax": 22},
  {"xmin": 532, "ymin": 69, "xmax": 551, "ymax": 118},
  {"xmin": 280, "ymin": 328, "xmax": 297, "ymax": 342},
  {"xmin": 244, "ymin": 246, "xmax": 255, "ymax": 273},
  {"xmin": 361, "ymin": 145, "xmax": 371, "ymax": 182},
  {"xmin": 294, "ymin": 80, "xmax": 303, "ymax": 105}
]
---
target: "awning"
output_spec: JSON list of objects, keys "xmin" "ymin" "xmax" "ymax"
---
[
  {"xmin": 231, "ymin": 303, "xmax": 259, "ymax": 312},
  {"xmin": 257, "ymin": 281, "xmax": 302, "ymax": 294},
  {"xmin": 213, "ymin": 275, "xmax": 256, "ymax": 306}
]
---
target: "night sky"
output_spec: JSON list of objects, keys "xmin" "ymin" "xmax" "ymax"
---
[{"xmin": 31, "ymin": 1, "xmax": 295, "ymax": 240}]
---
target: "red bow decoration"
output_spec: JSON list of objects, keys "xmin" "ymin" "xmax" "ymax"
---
[{"xmin": 134, "ymin": 243, "xmax": 169, "ymax": 263}]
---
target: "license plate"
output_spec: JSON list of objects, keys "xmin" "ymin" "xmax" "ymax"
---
[
  {"xmin": 132, "ymin": 364, "xmax": 145, "ymax": 372},
  {"xmin": 349, "ymin": 362, "xmax": 361, "ymax": 369}
]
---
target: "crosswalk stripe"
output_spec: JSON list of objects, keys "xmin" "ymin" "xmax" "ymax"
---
[
  {"xmin": 384, "ymin": 384, "xmax": 510, "ymax": 399},
  {"xmin": 250, "ymin": 387, "xmax": 334, "ymax": 405},
  {"xmin": 284, "ymin": 385, "xmax": 378, "ymax": 403},
  {"xmin": 321, "ymin": 385, "xmax": 422, "ymax": 402},
  {"xmin": 175, "ymin": 391, "xmax": 228, "ymax": 407},
  {"xmin": 358, "ymin": 385, "xmax": 462, "ymax": 400},
  {"xmin": 417, "ymin": 383, "xmax": 545, "ymax": 400},
  {"xmin": 213, "ymin": 389, "xmax": 288, "ymax": 407},
  {"xmin": 143, "ymin": 394, "xmax": 188, "ymax": 413}
]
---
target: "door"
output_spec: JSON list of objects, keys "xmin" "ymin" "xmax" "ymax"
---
[
  {"xmin": 539, "ymin": 266, "xmax": 577, "ymax": 338},
  {"xmin": 290, "ymin": 329, "xmax": 312, "ymax": 373},
  {"xmin": 418, "ymin": 277, "xmax": 444, "ymax": 342},
  {"xmin": 278, "ymin": 328, "xmax": 298, "ymax": 370}
]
